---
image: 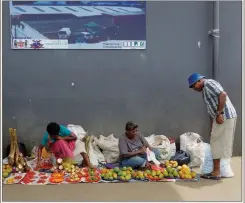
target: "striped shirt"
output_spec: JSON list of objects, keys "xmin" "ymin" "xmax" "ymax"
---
[{"xmin": 202, "ymin": 79, "xmax": 237, "ymax": 120}]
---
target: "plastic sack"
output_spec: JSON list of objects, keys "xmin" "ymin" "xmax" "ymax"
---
[
  {"xmin": 170, "ymin": 150, "xmax": 190, "ymax": 166},
  {"xmin": 151, "ymin": 135, "xmax": 172, "ymax": 160},
  {"xmin": 91, "ymin": 137, "xmax": 106, "ymax": 163},
  {"xmin": 186, "ymin": 142, "xmax": 205, "ymax": 167},
  {"xmin": 200, "ymin": 143, "xmax": 234, "ymax": 177},
  {"xmin": 180, "ymin": 132, "xmax": 202, "ymax": 152},
  {"xmin": 94, "ymin": 134, "xmax": 119, "ymax": 163},
  {"xmin": 67, "ymin": 124, "xmax": 87, "ymax": 140},
  {"xmin": 145, "ymin": 134, "xmax": 156, "ymax": 146}
]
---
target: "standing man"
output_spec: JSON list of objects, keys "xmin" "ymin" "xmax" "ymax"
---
[{"xmin": 188, "ymin": 73, "xmax": 237, "ymax": 180}]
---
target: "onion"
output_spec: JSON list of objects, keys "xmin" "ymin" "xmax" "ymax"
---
[
  {"xmin": 58, "ymin": 165, "xmax": 63, "ymax": 170},
  {"xmin": 57, "ymin": 158, "xmax": 63, "ymax": 164}
]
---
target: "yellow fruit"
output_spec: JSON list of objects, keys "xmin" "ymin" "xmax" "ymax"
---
[
  {"xmin": 177, "ymin": 166, "xmax": 182, "ymax": 170},
  {"xmin": 126, "ymin": 170, "xmax": 131, "ymax": 174},
  {"xmin": 121, "ymin": 171, "xmax": 127, "ymax": 177},
  {"xmin": 182, "ymin": 164, "xmax": 188, "ymax": 169},
  {"xmin": 180, "ymin": 174, "xmax": 185, "ymax": 179},
  {"xmin": 3, "ymin": 172, "xmax": 9, "ymax": 178},
  {"xmin": 191, "ymin": 171, "xmax": 196, "ymax": 178},
  {"xmin": 178, "ymin": 171, "xmax": 183, "ymax": 175},
  {"xmin": 120, "ymin": 176, "xmax": 125, "ymax": 180}
]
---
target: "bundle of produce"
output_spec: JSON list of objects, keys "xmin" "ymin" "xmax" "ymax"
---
[
  {"xmin": 132, "ymin": 170, "xmax": 147, "ymax": 180},
  {"xmin": 49, "ymin": 172, "xmax": 65, "ymax": 184},
  {"xmin": 7, "ymin": 128, "xmax": 31, "ymax": 173},
  {"xmin": 100, "ymin": 167, "xmax": 133, "ymax": 182},
  {"xmin": 177, "ymin": 164, "xmax": 197, "ymax": 179},
  {"xmin": 164, "ymin": 160, "xmax": 178, "ymax": 168},
  {"xmin": 143, "ymin": 169, "xmax": 166, "ymax": 181},
  {"xmin": 81, "ymin": 167, "xmax": 101, "ymax": 183},
  {"xmin": 2, "ymin": 164, "xmax": 13, "ymax": 179},
  {"xmin": 50, "ymin": 158, "xmax": 77, "ymax": 173}
]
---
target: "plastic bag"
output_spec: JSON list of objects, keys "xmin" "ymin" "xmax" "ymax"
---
[
  {"xmin": 67, "ymin": 124, "xmax": 87, "ymax": 140},
  {"xmin": 146, "ymin": 148, "xmax": 160, "ymax": 165},
  {"xmin": 145, "ymin": 134, "xmax": 156, "ymax": 146},
  {"xmin": 186, "ymin": 142, "xmax": 205, "ymax": 167},
  {"xmin": 200, "ymin": 143, "xmax": 234, "ymax": 177},
  {"xmin": 170, "ymin": 150, "xmax": 190, "ymax": 165},
  {"xmin": 180, "ymin": 132, "xmax": 202, "ymax": 152},
  {"xmin": 145, "ymin": 134, "xmax": 172, "ymax": 160},
  {"xmin": 94, "ymin": 134, "xmax": 119, "ymax": 163}
]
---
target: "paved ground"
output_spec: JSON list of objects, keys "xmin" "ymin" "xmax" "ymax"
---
[{"xmin": 3, "ymin": 157, "xmax": 242, "ymax": 202}]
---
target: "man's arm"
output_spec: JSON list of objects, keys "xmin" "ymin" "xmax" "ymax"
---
[
  {"xmin": 206, "ymin": 80, "xmax": 227, "ymax": 112},
  {"xmin": 217, "ymin": 91, "xmax": 227, "ymax": 113}
]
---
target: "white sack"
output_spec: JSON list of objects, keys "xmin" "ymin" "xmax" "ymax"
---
[
  {"xmin": 94, "ymin": 134, "xmax": 119, "ymax": 163},
  {"xmin": 145, "ymin": 134, "xmax": 172, "ymax": 160},
  {"xmin": 180, "ymin": 132, "xmax": 204, "ymax": 167},
  {"xmin": 200, "ymin": 143, "xmax": 234, "ymax": 178},
  {"xmin": 180, "ymin": 132, "xmax": 202, "ymax": 152},
  {"xmin": 67, "ymin": 124, "xmax": 87, "ymax": 140}
]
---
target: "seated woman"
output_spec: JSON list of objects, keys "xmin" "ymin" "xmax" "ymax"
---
[
  {"xmin": 118, "ymin": 121, "xmax": 161, "ymax": 169},
  {"xmin": 37, "ymin": 122, "xmax": 93, "ymax": 168}
]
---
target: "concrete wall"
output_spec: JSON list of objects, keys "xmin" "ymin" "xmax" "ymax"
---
[{"xmin": 2, "ymin": 1, "xmax": 242, "ymax": 156}]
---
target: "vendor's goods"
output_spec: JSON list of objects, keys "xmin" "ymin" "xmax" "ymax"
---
[
  {"xmin": 20, "ymin": 172, "xmax": 38, "ymax": 185},
  {"xmin": 51, "ymin": 172, "xmax": 65, "ymax": 178},
  {"xmin": 177, "ymin": 164, "xmax": 197, "ymax": 179},
  {"xmin": 7, "ymin": 128, "xmax": 31, "ymax": 172},
  {"xmin": 49, "ymin": 177, "xmax": 64, "ymax": 184},
  {"xmin": 132, "ymin": 170, "xmax": 146, "ymax": 180},
  {"xmin": 2, "ymin": 164, "xmax": 13, "ymax": 178},
  {"xmin": 66, "ymin": 173, "xmax": 82, "ymax": 183},
  {"xmin": 165, "ymin": 160, "xmax": 178, "ymax": 168},
  {"xmin": 84, "ymin": 175, "xmax": 101, "ymax": 183},
  {"xmin": 4, "ymin": 173, "xmax": 26, "ymax": 184},
  {"xmin": 144, "ymin": 169, "xmax": 165, "ymax": 181},
  {"xmin": 100, "ymin": 167, "xmax": 133, "ymax": 181}
]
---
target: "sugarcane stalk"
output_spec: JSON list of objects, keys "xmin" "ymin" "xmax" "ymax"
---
[
  {"xmin": 8, "ymin": 128, "xmax": 15, "ymax": 166},
  {"xmin": 13, "ymin": 129, "xmax": 23, "ymax": 170}
]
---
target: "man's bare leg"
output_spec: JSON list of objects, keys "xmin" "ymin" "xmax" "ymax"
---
[
  {"xmin": 81, "ymin": 152, "xmax": 94, "ymax": 168},
  {"xmin": 212, "ymin": 159, "xmax": 221, "ymax": 176}
]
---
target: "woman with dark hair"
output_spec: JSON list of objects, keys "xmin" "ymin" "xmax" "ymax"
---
[{"xmin": 37, "ymin": 122, "xmax": 93, "ymax": 168}]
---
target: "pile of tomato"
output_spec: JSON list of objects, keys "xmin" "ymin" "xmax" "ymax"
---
[{"xmin": 20, "ymin": 171, "xmax": 36, "ymax": 184}]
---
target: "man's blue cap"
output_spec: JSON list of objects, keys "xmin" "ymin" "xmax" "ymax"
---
[{"xmin": 188, "ymin": 73, "xmax": 205, "ymax": 88}]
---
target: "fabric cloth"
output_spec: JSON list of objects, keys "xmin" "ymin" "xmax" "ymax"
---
[
  {"xmin": 202, "ymin": 79, "xmax": 237, "ymax": 120},
  {"xmin": 120, "ymin": 148, "xmax": 161, "ymax": 168},
  {"xmin": 41, "ymin": 125, "xmax": 72, "ymax": 146},
  {"xmin": 119, "ymin": 132, "xmax": 149, "ymax": 156},
  {"xmin": 50, "ymin": 139, "xmax": 87, "ymax": 160},
  {"xmin": 210, "ymin": 118, "xmax": 237, "ymax": 159}
]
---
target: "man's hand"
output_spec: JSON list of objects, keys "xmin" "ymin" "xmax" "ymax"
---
[
  {"xmin": 216, "ymin": 114, "xmax": 224, "ymax": 124},
  {"xmin": 138, "ymin": 146, "xmax": 146, "ymax": 155}
]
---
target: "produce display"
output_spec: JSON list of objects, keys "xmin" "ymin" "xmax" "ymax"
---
[
  {"xmin": 100, "ymin": 167, "xmax": 133, "ymax": 182},
  {"xmin": 7, "ymin": 128, "xmax": 31, "ymax": 173},
  {"xmin": 2, "ymin": 130, "xmax": 199, "ymax": 185},
  {"xmin": 2, "ymin": 164, "xmax": 13, "ymax": 179}
]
